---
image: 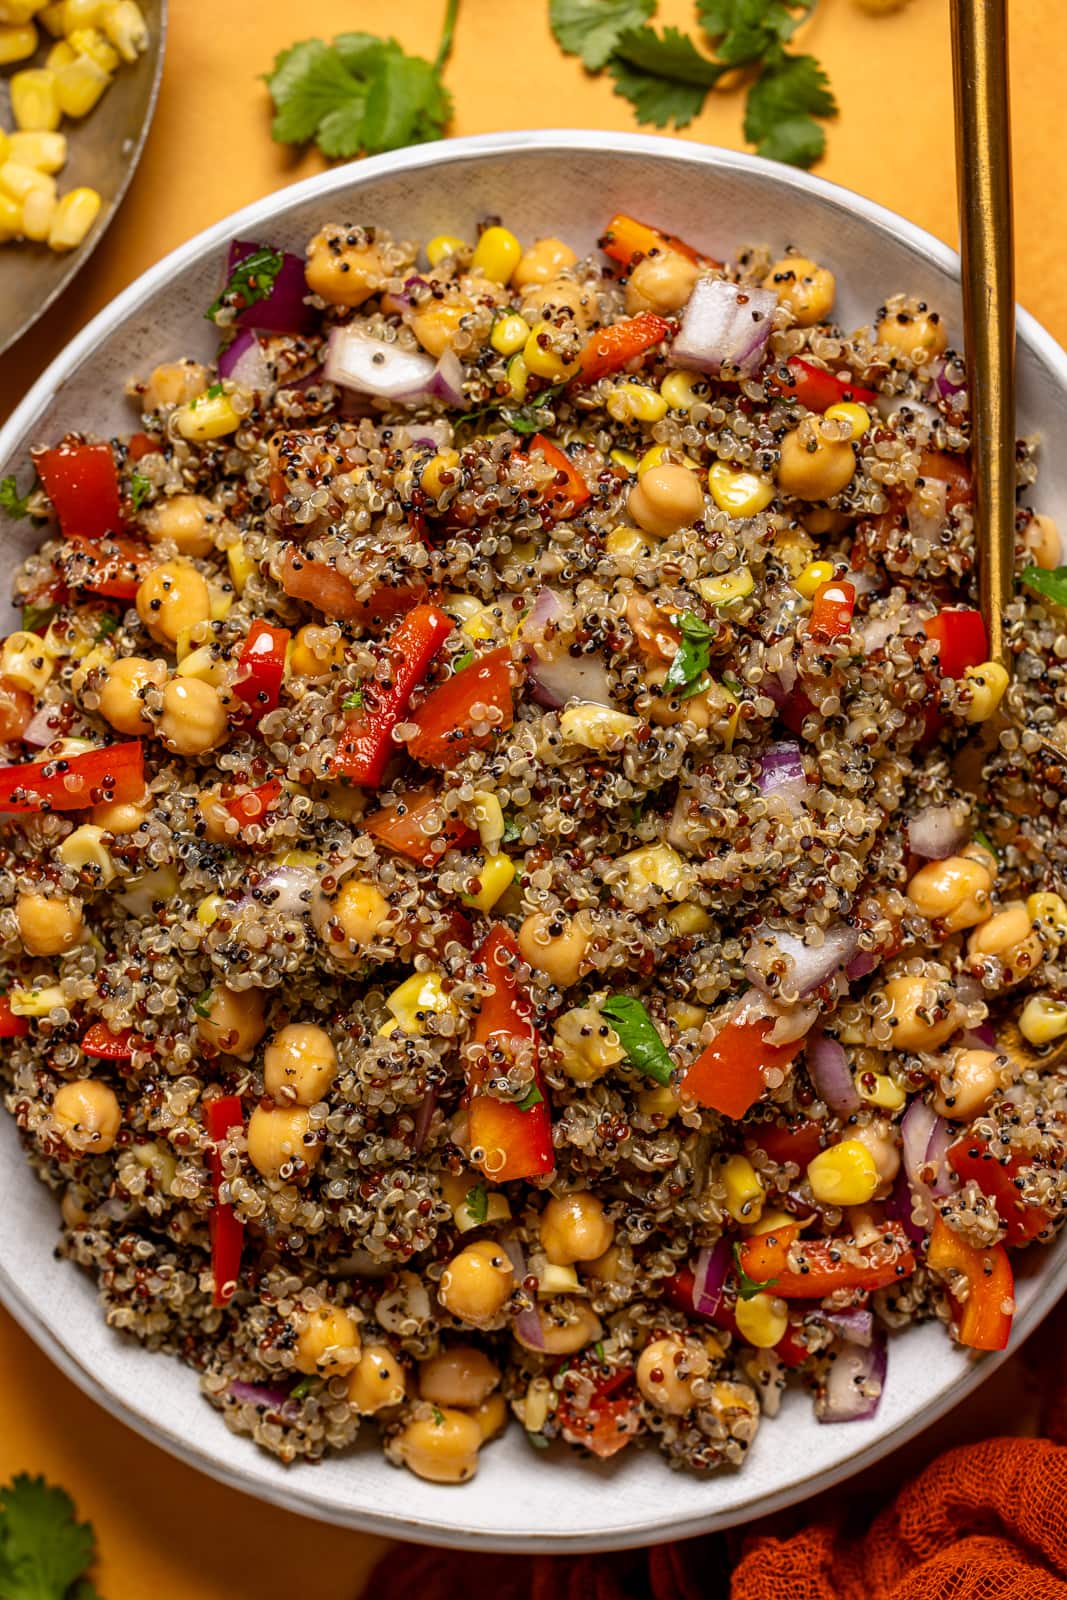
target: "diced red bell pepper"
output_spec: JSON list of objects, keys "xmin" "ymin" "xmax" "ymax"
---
[
  {"xmin": 663, "ymin": 1266, "xmax": 809, "ymax": 1368},
  {"xmin": 63, "ymin": 533, "xmax": 152, "ymax": 600},
  {"xmin": 126, "ymin": 432, "xmax": 162, "ymax": 463},
  {"xmin": 279, "ymin": 545, "xmax": 429, "ymax": 625},
  {"xmin": 767, "ymin": 357, "xmax": 878, "ymax": 413},
  {"xmin": 918, "ymin": 449, "xmax": 972, "ymax": 509},
  {"xmin": 598, "ymin": 213, "xmax": 711, "ymax": 269},
  {"xmin": 35, "ymin": 441, "xmax": 123, "ymax": 542},
  {"xmin": 224, "ymin": 778, "xmax": 282, "ymax": 829},
  {"xmin": 745, "ymin": 1117, "xmax": 825, "ymax": 1170},
  {"xmin": 205, "ymin": 1094, "xmax": 245, "ymax": 1309},
  {"xmin": 81, "ymin": 1022, "xmax": 139, "ymax": 1059},
  {"xmin": 528, "ymin": 435, "xmax": 590, "ymax": 519},
  {"xmin": 466, "ymin": 926, "xmax": 553, "ymax": 1182},
  {"xmin": 406, "ymin": 647, "xmax": 514, "ymax": 771},
  {"xmin": 333, "ymin": 604, "xmax": 453, "ymax": 788},
  {"xmin": 0, "ymin": 682, "xmax": 33, "ymax": 744},
  {"xmin": 737, "ymin": 1221, "xmax": 916, "ymax": 1300},
  {"xmin": 681, "ymin": 1016, "xmax": 805, "ymax": 1118},
  {"xmin": 0, "ymin": 741, "xmax": 144, "ymax": 813},
  {"xmin": 557, "ymin": 1369, "xmax": 640, "ymax": 1458},
  {"xmin": 808, "ymin": 580, "xmax": 856, "ymax": 642},
  {"xmin": 922, "ymin": 608, "xmax": 988, "ymax": 680},
  {"xmin": 947, "ymin": 1137, "xmax": 1053, "ymax": 1247},
  {"xmin": 364, "ymin": 783, "xmax": 477, "ymax": 865},
  {"xmin": 0, "ymin": 996, "xmax": 29, "ymax": 1038},
  {"xmin": 779, "ymin": 687, "xmax": 816, "ymax": 738},
  {"xmin": 927, "ymin": 1214, "xmax": 1013, "ymax": 1351},
  {"xmin": 573, "ymin": 313, "xmax": 673, "ymax": 386},
  {"xmin": 234, "ymin": 621, "xmax": 289, "ymax": 724}
]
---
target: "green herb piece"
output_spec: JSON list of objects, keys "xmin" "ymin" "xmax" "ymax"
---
[
  {"xmin": 972, "ymin": 828, "xmax": 998, "ymax": 860},
  {"xmin": 549, "ymin": 0, "xmax": 655, "ymax": 70},
  {"xmin": 501, "ymin": 815, "xmax": 523, "ymax": 845},
  {"xmin": 128, "ymin": 470, "xmax": 152, "ymax": 510},
  {"xmin": 631, "ymin": 797, "xmax": 647, "ymax": 827},
  {"xmin": 1021, "ymin": 564, "xmax": 1067, "ymax": 608},
  {"xmin": 265, "ymin": 2, "xmax": 457, "ymax": 162},
  {"xmin": 21, "ymin": 602, "xmax": 58, "ymax": 634},
  {"xmin": 342, "ymin": 689, "xmax": 365, "ymax": 710},
  {"xmin": 463, "ymin": 1182, "xmax": 488, "ymax": 1224},
  {"xmin": 733, "ymin": 1241, "xmax": 777, "ymax": 1300},
  {"xmin": 192, "ymin": 989, "xmax": 213, "ymax": 1020},
  {"xmin": 0, "ymin": 1474, "xmax": 99, "ymax": 1600},
  {"xmin": 0, "ymin": 475, "xmax": 31, "ymax": 520},
  {"xmin": 593, "ymin": 1340, "xmax": 606, "ymax": 1362},
  {"xmin": 664, "ymin": 611, "xmax": 715, "ymax": 698},
  {"xmin": 431, "ymin": 1405, "xmax": 446, "ymax": 1426},
  {"xmin": 454, "ymin": 380, "xmax": 566, "ymax": 436},
  {"xmin": 452, "ymin": 650, "xmax": 474, "ymax": 675},
  {"xmin": 608, "ymin": 24, "xmax": 723, "ymax": 129},
  {"xmin": 94, "ymin": 614, "xmax": 119, "ymax": 642},
  {"xmin": 206, "ymin": 246, "xmax": 284, "ymax": 323},
  {"xmin": 742, "ymin": 48, "xmax": 836, "ymax": 166},
  {"xmin": 698, "ymin": 0, "xmax": 816, "ymax": 64},
  {"xmin": 526, "ymin": 1430, "xmax": 550, "ymax": 1449},
  {"xmin": 204, "ymin": 382, "xmax": 225, "ymax": 401},
  {"xmin": 722, "ymin": 669, "xmax": 743, "ymax": 694},
  {"xmin": 600, "ymin": 994, "xmax": 673, "ymax": 1085},
  {"xmin": 516, "ymin": 1083, "xmax": 544, "ymax": 1112},
  {"xmin": 290, "ymin": 1376, "xmax": 315, "ymax": 1400}
]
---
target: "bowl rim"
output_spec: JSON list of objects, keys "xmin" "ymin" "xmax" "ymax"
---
[{"xmin": 2, "ymin": 128, "xmax": 1066, "ymax": 1551}]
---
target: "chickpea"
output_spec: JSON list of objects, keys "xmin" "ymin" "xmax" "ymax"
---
[
  {"xmin": 762, "ymin": 257, "xmax": 835, "ymax": 326},
  {"xmin": 418, "ymin": 1346, "xmax": 500, "ymax": 1408},
  {"xmin": 438, "ymin": 1239, "xmax": 515, "ymax": 1329},
  {"xmin": 295, "ymin": 1305, "xmax": 362, "ymax": 1376},
  {"xmin": 348, "ymin": 1344, "xmax": 406, "ymax": 1414},
  {"xmin": 931, "ymin": 1047, "xmax": 1006, "ymax": 1120},
  {"xmin": 91, "ymin": 797, "xmax": 150, "ymax": 834},
  {"xmin": 624, "ymin": 251, "xmax": 700, "ymax": 316},
  {"xmin": 777, "ymin": 420, "xmax": 856, "ymax": 500},
  {"xmin": 642, "ymin": 663, "xmax": 717, "ymax": 729},
  {"xmin": 515, "ymin": 1302, "xmax": 603, "ymax": 1356},
  {"xmin": 876, "ymin": 306, "xmax": 949, "ymax": 361},
  {"xmin": 967, "ymin": 902, "xmax": 1044, "ymax": 984},
  {"xmin": 410, "ymin": 297, "xmax": 473, "ymax": 357},
  {"xmin": 519, "ymin": 276, "xmax": 593, "ymax": 330},
  {"xmin": 136, "ymin": 560, "xmax": 212, "ymax": 646},
  {"xmin": 60, "ymin": 1184, "xmax": 90, "ymax": 1227},
  {"xmin": 849, "ymin": 1117, "xmax": 901, "ymax": 1191},
  {"xmin": 906, "ymin": 853, "xmax": 994, "ymax": 933},
  {"xmin": 320, "ymin": 878, "xmax": 392, "ymax": 960},
  {"xmin": 289, "ymin": 624, "xmax": 346, "ymax": 678},
  {"xmin": 553, "ymin": 1003, "xmax": 625, "ymax": 1084},
  {"xmin": 539, "ymin": 1191, "xmax": 615, "ymax": 1266},
  {"xmin": 263, "ymin": 1023, "xmax": 338, "ymax": 1107},
  {"xmin": 1024, "ymin": 512, "xmax": 1062, "ymax": 571},
  {"xmin": 389, "ymin": 1405, "xmax": 483, "ymax": 1484},
  {"xmin": 636, "ymin": 1335, "xmax": 708, "ymax": 1415},
  {"xmin": 305, "ymin": 226, "xmax": 385, "ymax": 307},
  {"xmin": 627, "ymin": 464, "xmax": 705, "ymax": 536},
  {"xmin": 880, "ymin": 972, "xmax": 962, "ymax": 1051},
  {"xmin": 52, "ymin": 1078, "xmax": 121, "ymax": 1154},
  {"xmin": 582, "ymin": 1244, "xmax": 623, "ymax": 1283},
  {"xmin": 512, "ymin": 236, "xmax": 578, "ymax": 287},
  {"xmin": 98, "ymin": 655, "xmax": 167, "ymax": 736},
  {"xmin": 472, "ymin": 1392, "xmax": 508, "ymax": 1442},
  {"xmin": 16, "ymin": 891, "xmax": 82, "ymax": 956},
  {"xmin": 195, "ymin": 788, "xmax": 234, "ymax": 843},
  {"xmin": 196, "ymin": 984, "xmax": 266, "ymax": 1059},
  {"xmin": 144, "ymin": 493, "xmax": 220, "ymax": 558},
  {"xmin": 143, "ymin": 360, "xmax": 210, "ymax": 412},
  {"xmin": 246, "ymin": 1103, "xmax": 321, "ymax": 1180},
  {"xmin": 517, "ymin": 909, "xmax": 593, "ymax": 988},
  {"xmin": 159, "ymin": 678, "xmax": 228, "ymax": 757}
]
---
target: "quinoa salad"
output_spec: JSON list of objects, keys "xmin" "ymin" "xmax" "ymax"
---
[{"xmin": 1, "ymin": 210, "xmax": 1066, "ymax": 1488}]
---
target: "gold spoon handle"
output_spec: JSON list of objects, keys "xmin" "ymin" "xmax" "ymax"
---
[{"xmin": 950, "ymin": 0, "xmax": 1016, "ymax": 668}]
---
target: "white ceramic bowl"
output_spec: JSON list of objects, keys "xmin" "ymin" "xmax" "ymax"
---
[{"xmin": 1, "ymin": 131, "xmax": 1065, "ymax": 1553}]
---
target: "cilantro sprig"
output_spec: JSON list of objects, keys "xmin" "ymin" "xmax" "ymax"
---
[
  {"xmin": 600, "ymin": 994, "xmax": 674, "ymax": 1086},
  {"xmin": 1021, "ymin": 564, "xmax": 1067, "ymax": 609},
  {"xmin": 0, "ymin": 1474, "xmax": 103, "ymax": 1600},
  {"xmin": 664, "ymin": 611, "xmax": 716, "ymax": 698},
  {"xmin": 0, "ymin": 475, "xmax": 31, "ymax": 520},
  {"xmin": 733, "ymin": 1241, "xmax": 777, "ymax": 1299},
  {"xmin": 206, "ymin": 246, "xmax": 283, "ymax": 325}
]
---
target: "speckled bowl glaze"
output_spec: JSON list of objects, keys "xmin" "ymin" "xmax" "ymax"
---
[{"xmin": 1, "ymin": 131, "xmax": 1065, "ymax": 1552}]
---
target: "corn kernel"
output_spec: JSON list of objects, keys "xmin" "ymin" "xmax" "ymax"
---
[
  {"xmin": 1, "ymin": 630, "xmax": 54, "ymax": 694},
  {"xmin": 807, "ymin": 1140, "xmax": 880, "ymax": 1206},
  {"xmin": 716, "ymin": 679, "xmax": 742, "ymax": 750},
  {"xmin": 609, "ymin": 449, "xmax": 638, "ymax": 474},
  {"xmin": 636, "ymin": 1083, "xmax": 680, "ymax": 1117},
  {"xmin": 607, "ymin": 382, "xmax": 669, "ymax": 424},
  {"xmin": 37, "ymin": 0, "xmax": 67, "ymax": 29},
  {"xmin": 175, "ymin": 389, "xmax": 240, "ymax": 442},
  {"xmin": 421, "ymin": 448, "xmax": 461, "ymax": 499},
  {"xmin": 490, "ymin": 313, "xmax": 529, "ymax": 356},
  {"xmin": 462, "ymin": 852, "xmax": 516, "ymax": 914},
  {"xmin": 521, "ymin": 1378, "xmax": 552, "ymax": 1432},
  {"xmin": 733, "ymin": 1292, "xmax": 789, "ymax": 1349},
  {"xmin": 505, "ymin": 352, "xmax": 529, "ymax": 402},
  {"xmin": 0, "ymin": 0, "xmax": 43, "ymax": 23},
  {"xmin": 637, "ymin": 444, "xmax": 700, "ymax": 479},
  {"xmin": 176, "ymin": 644, "xmax": 227, "ymax": 686},
  {"xmin": 47, "ymin": 184, "xmax": 101, "ymax": 249},
  {"xmin": 617, "ymin": 842, "xmax": 693, "ymax": 901},
  {"xmin": 0, "ymin": 159, "xmax": 55, "ymax": 204},
  {"xmin": 379, "ymin": 971, "xmax": 451, "ymax": 1037},
  {"xmin": 1018, "ymin": 994, "xmax": 1067, "ymax": 1047},
  {"xmin": 604, "ymin": 524, "xmax": 650, "ymax": 562},
  {"xmin": 695, "ymin": 568, "xmax": 754, "ymax": 606},
  {"xmin": 99, "ymin": 0, "xmax": 146, "ymax": 60},
  {"xmin": 425, "ymin": 232, "xmax": 467, "ymax": 267},
  {"xmin": 454, "ymin": 1190, "xmax": 511, "ymax": 1234},
  {"xmin": 470, "ymin": 225, "xmax": 521, "ymax": 285},
  {"xmin": 856, "ymin": 1072, "xmax": 906, "ymax": 1110},
  {"xmin": 721, "ymin": 1154, "xmax": 764, "ymax": 1225},
  {"xmin": 707, "ymin": 460, "xmax": 775, "ymax": 517},
  {"xmin": 1027, "ymin": 892, "xmax": 1067, "ymax": 943},
  {"xmin": 11, "ymin": 68, "xmax": 61, "ymax": 131},
  {"xmin": 61, "ymin": 0, "xmax": 105, "ymax": 27},
  {"xmin": 823, "ymin": 401, "xmax": 871, "ymax": 440},
  {"xmin": 0, "ymin": 21, "xmax": 37, "ymax": 62},
  {"xmin": 795, "ymin": 559, "xmax": 836, "ymax": 599},
  {"xmin": 660, "ymin": 370, "xmax": 707, "ymax": 411},
  {"xmin": 774, "ymin": 529, "xmax": 816, "ymax": 578},
  {"xmin": 460, "ymin": 606, "xmax": 496, "ymax": 641},
  {"xmin": 66, "ymin": 23, "xmax": 115, "ymax": 67},
  {"xmin": 523, "ymin": 320, "xmax": 578, "ymax": 382},
  {"xmin": 666, "ymin": 903, "xmax": 712, "ymax": 935},
  {"xmin": 470, "ymin": 791, "xmax": 504, "ymax": 853},
  {"xmin": 538, "ymin": 1263, "xmax": 585, "ymax": 1296},
  {"xmin": 226, "ymin": 538, "xmax": 254, "ymax": 596},
  {"xmin": 57, "ymin": 824, "xmax": 114, "ymax": 884},
  {"xmin": 20, "ymin": 183, "xmax": 55, "ymax": 241},
  {"xmin": 745, "ymin": 1206, "xmax": 797, "ymax": 1236},
  {"xmin": 559, "ymin": 703, "xmax": 641, "ymax": 751},
  {"xmin": 8, "ymin": 130, "xmax": 67, "ymax": 172},
  {"xmin": 9, "ymin": 983, "xmax": 66, "ymax": 1017},
  {"xmin": 55, "ymin": 54, "xmax": 110, "ymax": 118},
  {"xmin": 208, "ymin": 582, "xmax": 233, "ymax": 622},
  {"xmin": 197, "ymin": 893, "xmax": 224, "ymax": 927},
  {"xmin": 963, "ymin": 659, "xmax": 1009, "ymax": 723},
  {"xmin": 45, "ymin": 36, "xmax": 72, "ymax": 65}
]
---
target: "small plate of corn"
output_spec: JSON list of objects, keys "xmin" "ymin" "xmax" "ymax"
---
[{"xmin": 0, "ymin": 0, "xmax": 165, "ymax": 354}]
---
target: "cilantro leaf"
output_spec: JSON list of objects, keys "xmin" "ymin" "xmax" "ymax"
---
[
  {"xmin": 0, "ymin": 1474, "xmax": 97, "ymax": 1600},
  {"xmin": 290, "ymin": 1376, "xmax": 315, "ymax": 1399},
  {"xmin": 516, "ymin": 1083, "xmax": 544, "ymax": 1111},
  {"xmin": 206, "ymin": 245, "xmax": 284, "ymax": 324},
  {"xmin": 698, "ymin": 0, "xmax": 816, "ymax": 63},
  {"xmin": 743, "ymin": 50, "xmax": 836, "ymax": 167},
  {"xmin": 192, "ymin": 989, "xmax": 213, "ymax": 1020},
  {"xmin": 359, "ymin": 50, "xmax": 452, "ymax": 154},
  {"xmin": 501, "ymin": 815, "xmax": 522, "ymax": 845},
  {"xmin": 549, "ymin": 0, "xmax": 655, "ymax": 71},
  {"xmin": 733, "ymin": 1241, "xmax": 777, "ymax": 1299},
  {"xmin": 609, "ymin": 25, "xmax": 723, "ymax": 129},
  {"xmin": 463, "ymin": 1182, "xmax": 488, "ymax": 1224},
  {"xmin": 452, "ymin": 651, "xmax": 474, "ymax": 675},
  {"xmin": 664, "ymin": 611, "xmax": 716, "ymax": 697},
  {"xmin": 600, "ymin": 994, "xmax": 674, "ymax": 1085},
  {"xmin": 21, "ymin": 602, "xmax": 58, "ymax": 634},
  {"xmin": 1021, "ymin": 564, "xmax": 1067, "ymax": 608},
  {"xmin": 128, "ymin": 470, "xmax": 151, "ymax": 510},
  {"xmin": 342, "ymin": 688, "xmax": 364, "ymax": 710},
  {"xmin": 0, "ymin": 475, "xmax": 30, "ymax": 520}
]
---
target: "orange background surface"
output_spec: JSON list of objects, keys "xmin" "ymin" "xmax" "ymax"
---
[{"xmin": 0, "ymin": 0, "xmax": 1064, "ymax": 1595}]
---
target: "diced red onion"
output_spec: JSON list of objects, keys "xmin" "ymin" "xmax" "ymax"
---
[
  {"xmin": 381, "ymin": 274, "xmax": 430, "ymax": 314},
  {"xmin": 691, "ymin": 1239, "xmax": 731, "ymax": 1319},
  {"xmin": 757, "ymin": 740, "xmax": 807, "ymax": 815},
  {"xmin": 21, "ymin": 707, "xmax": 62, "ymax": 748},
  {"xmin": 503, "ymin": 1238, "xmax": 544, "ymax": 1350},
  {"xmin": 908, "ymin": 804, "xmax": 969, "ymax": 861},
  {"xmin": 324, "ymin": 328, "xmax": 465, "ymax": 407},
  {"xmin": 412, "ymin": 1086, "xmax": 438, "ymax": 1155},
  {"xmin": 933, "ymin": 358, "xmax": 968, "ymax": 400},
  {"xmin": 846, "ymin": 950, "xmax": 878, "ymax": 982},
  {"xmin": 906, "ymin": 477, "xmax": 948, "ymax": 542},
  {"xmin": 229, "ymin": 1378, "xmax": 295, "ymax": 1410},
  {"xmin": 745, "ymin": 922, "xmax": 859, "ymax": 999},
  {"xmin": 672, "ymin": 278, "xmax": 777, "ymax": 378},
  {"xmin": 901, "ymin": 1098, "xmax": 953, "ymax": 1223},
  {"xmin": 819, "ymin": 1308, "xmax": 873, "ymax": 1347},
  {"xmin": 227, "ymin": 240, "xmax": 315, "ymax": 334},
  {"xmin": 884, "ymin": 1169, "xmax": 927, "ymax": 1244},
  {"xmin": 523, "ymin": 588, "xmax": 614, "ymax": 709},
  {"xmin": 238, "ymin": 863, "xmax": 317, "ymax": 916},
  {"xmin": 766, "ymin": 1002, "xmax": 819, "ymax": 1047},
  {"xmin": 925, "ymin": 1114, "xmax": 955, "ymax": 1197},
  {"xmin": 805, "ymin": 1030, "xmax": 860, "ymax": 1115},
  {"xmin": 218, "ymin": 328, "xmax": 272, "ymax": 392},
  {"xmin": 962, "ymin": 1023, "xmax": 996, "ymax": 1050},
  {"xmin": 875, "ymin": 392, "xmax": 941, "ymax": 429},
  {"xmin": 815, "ymin": 1327, "xmax": 887, "ymax": 1423}
]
